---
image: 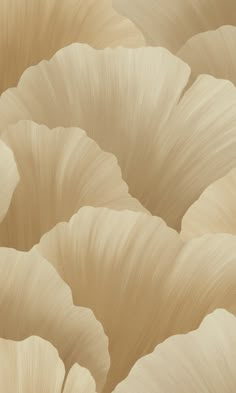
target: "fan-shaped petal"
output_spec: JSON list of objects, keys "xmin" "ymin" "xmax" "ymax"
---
[
  {"xmin": 0, "ymin": 140, "xmax": 19, "ymax": 223},
  {"xmin": 178, "ymin": 26, "xmax": 236, "ymax": 85},
  {"xmin": 113, "ymin": 310, "xmax": 236, "ymax": 393},
  {"xmin": 0, "ymin": 247, "xmax": 109, "ymax": 392},
  {"xmin": 2, "ymin": 45, "xmax": 236, "ymax": 229},
  {"xmin": 0, "ymin": 336, "xmax": 65, "ymax": 393},
  {"xmin": 113, "ymin": 0, "xmax": 236, "ymax": 52},
  {"xmin": 181, "ymin": 168, "xmax": 236, "ymax": 240},
  {"xmin": 0, "ymin": 0, "xmax": 144, "ymax": 93},
  {"xmin": 37, "ymin": 207, "xmax": 236, "ymax": 390},
  {"xmin": 0, "ymin": 120, "xmax": 145, "ymax": 250},
  {"xmin": 63, "ymin": 365, "xmax": 97, "ymax": 393}
]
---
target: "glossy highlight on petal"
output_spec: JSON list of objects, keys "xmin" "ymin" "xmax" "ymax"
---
[
  {"xmin": 113, "ymin": 310, "xmax": 236, "ymax": 393},
  {"xmin": 0, "ymin": 120, "xmax": 146, "ymax": 250},
  {"xmin": 0, "ymin": 0, "xmax": 144, "ymax": 93}
]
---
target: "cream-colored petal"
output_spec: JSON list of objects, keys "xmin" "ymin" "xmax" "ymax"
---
[
  {"xmin": 0, "ymin": 0, "xmax": 144, "ymax": 94},
  {"xmin": 181, "ymin": 168, "xmax": 236, "ymax": 240},
  {"xmin": 36, "ymin": 209, "xmax": 236, "ymax": 391},
  {"xmin": 0, "ymin": 140, "xmax": 19, "ymax": 223},
  {"xmin": 0, "ymin": 247, "xmax": 109, "ymax": 392},
  {"xmin": 35, "ymin": 207, "xmax": 182, "ymax": 391},
  {"xmin": 178, "ymin": 26, "xmax": 236, "ymax": 85},
  {"xmin": 0, "ymin": 120, "xmax": 145, "ymax": 251},
  {"xmin": 0, "ymin": 336, "xmax": 65, "ymax": 393},
  {"xmin": 113, "ymin": 309, "xmax": 236, "ymax": 393},
  {"xmin": 63, "ymin": 364, "xmax": 96, "ymax": 393},
  {"xmin": 2, "ymin": 45, "xmax": 236, "ymax": 229},
  {"xmin": 113, "ymin": 0, "xmax": 236, "ymax": 53}
]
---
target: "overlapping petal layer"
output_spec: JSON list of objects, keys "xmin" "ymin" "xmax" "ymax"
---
[
  {"xmin": 181, "ymin": 168, "xmax": 236, "ymax": 240},
  {"xmin": 36, "ymin": 207, "xmax": 236, "ymax": 391},
  {"xmin": 113, "ymin": 310, "xmax": 236, "ymax": 393},
  {"xmin": 0, "ymin": 247, "xmax": 109, "ymax": 392},
  {"xmin": 113, "ymin": 0, "xmax": 236, "ymax": 52},
  {"xmin": 2, "ymin": 45, "xmax": 236, "ymax": 228},
  {"xmin": 0, "ymin": 120, "xmax": 145, "ymax": 250},
  {"xmin": 0, "ymin": 336, "xmax": 97, "ymax": 393},
  {"xmin": 0, "ymin": 140, "xmax": 19, "ymax": 223},
  {"xmin": 0, "ymin": 0, "xmax": 144, "ymax": 94},
  {"xmin": 178, "ymin": 26, "xmax": 236, "ymax": 85}
]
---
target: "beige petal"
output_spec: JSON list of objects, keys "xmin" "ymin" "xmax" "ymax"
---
[
  {"xmin": 178, "ymin": 26, "xmax": 236, "ymax": 85},
  {"xmin": 113, "ymin": 0, "xmax": 236, "ymax": 53},
  {"xmin": 181, "ymin": 168, "xmax": 236, "ymax": 240},
  {"xmin": 63, "ymin": 364, "xmax": 97, "ymax": 393},
  {"xmin": 0, "ymin": 120, "xmax": 145, "ymax": 251},
  {"xmin": 0, "ymin": 247, "xmax": 109, "ymax": 392},
  {"xmin": 2, "ymin": 45, "xmax": 236, "ymax": 229},
  {"xmin": 0, "ymin": 0, "xmax": 144, "ymax": 94},
  {"xmin": 36, "ymin": 208, "xmax": 236, "ymax": 391},
  {"xmin": 113, "ymin": 309, "xmax": 236, "ymax": 393},
  {"xmin": 0, "ymin": 336, "xmax": 65, "ymax": 393},
  {"xmin": 0, "ymin": 140, "xmax": 19, "ymax": 223}
]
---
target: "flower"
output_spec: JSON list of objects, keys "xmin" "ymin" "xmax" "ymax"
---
[
  {"xmin": 0, "ymin": 0, "xmax": 144, "ymax": 94},
  {"xmin": 1, "ymin": 44, "xmax": 236, "ymax": 230}
]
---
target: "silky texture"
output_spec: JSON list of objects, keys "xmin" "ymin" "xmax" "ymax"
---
[
  {"xmin": 0, "ymin": 140, "xmax": 19, "ymax": 223},
  {"xmin": 0, "ymin": 0, "xmax": 144, "ymax": 94},
  {"xmin": 113, "ymin": 310, "xmax": 236, "ymax": 393},
  {"xmin": 0, "ymin": 336, "xmax": 97, "ymax": 393},
  {"xmin": 113, "ymin": 0, "xmax": 236, "ymax": 52},
  {"xmin": 2, "ymin": 45, "xmax": 236, "ymax": 229},
  {"xmin": 178, "ymin": 26, "xmax": 236, "ymax": 85},
  {"xmin": 181, "ymin": 168, "xmax": 236, "ymax": 240},
  {"xmin": 0, "ymin": 120, "xmax": 145, "ymax": 251},
  {"xmin": 36, "ymin": 207, "xmax": 236, "ymax": 391},
  {"xmin": 0, "ymin": 247, "xmax": 109, "ymax": 392}
]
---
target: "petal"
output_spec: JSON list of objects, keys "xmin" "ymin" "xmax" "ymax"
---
[
  {"xmin": 0, "ymin": 140, "xmax": 19, "ymax": 222},
  {"xmin": 178, "ymin": 25, "xmax": 236, "ymax": 85},
  {"xmin": 63, "ymin": 364, "xmax": 96, "ymax": 393},
  {"xmin": 0, "ymin": 0, "xmax": 144, "ymax": 93},
  {"xmin": 0, "ymin": 120, "xmax": 145, "ymax": 251},
  {"xmin": 181, "ymin": 168, "xmax": 236, "ymax": 240},
  {"xmin": 35, "ymin": 206, "xmax": 182, "ymax": 391},
  {"xmin": 0, "ymin": 336, "xmax": 65, "ymax": 393},
  {"xmin": 113, "ymin": 309, "xmax": 236, "ymax": 393},
  {"xmin": 113, "ymin": 0, "xmax": 236, "ymax": 52},
  {"xmin": 0, "ymin": 247, "xmax": 109, "ymax": 392},
  {"xmin": 36, "ymin": 208, "xmax": 236, "ymax": 391},
  {"xmin": 2, "ymin": 45, "xmax": 236, "ymax": 229}
]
